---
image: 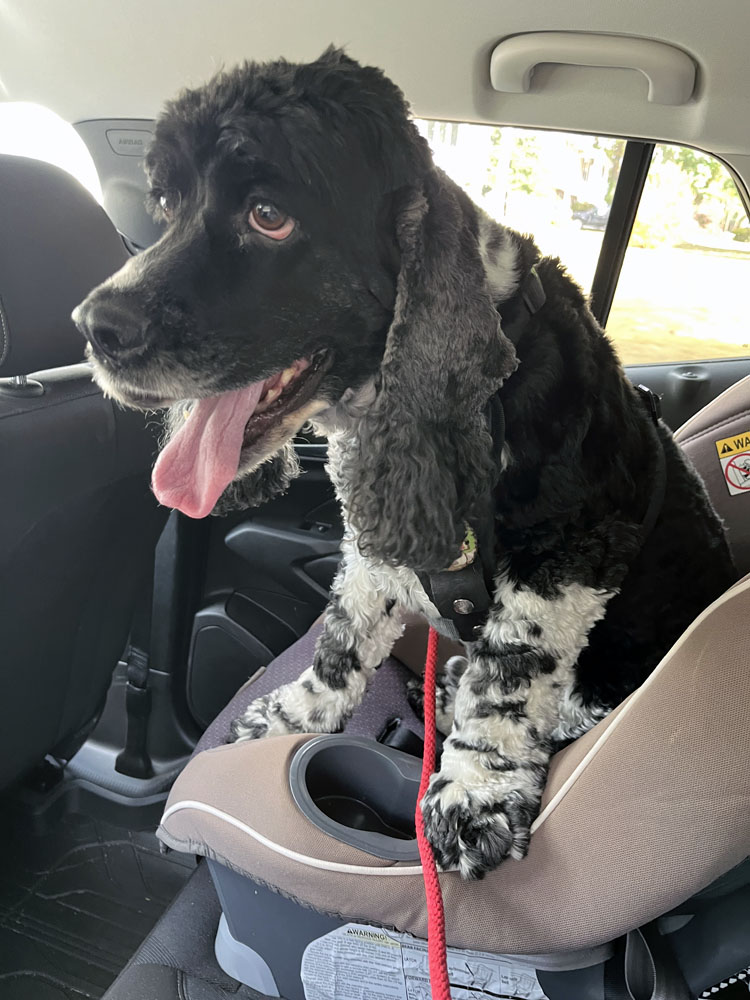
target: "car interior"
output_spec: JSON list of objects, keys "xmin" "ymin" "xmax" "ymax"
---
[{"xmin": 0, "ymin": 2, "xmax": 749, "ymax": 999}]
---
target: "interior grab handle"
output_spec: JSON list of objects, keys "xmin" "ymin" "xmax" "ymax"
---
[{"xmin": 490, "ymin": 32, "xmax": 696, "ymax": 106}]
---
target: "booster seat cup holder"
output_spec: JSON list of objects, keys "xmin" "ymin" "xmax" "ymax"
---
[{"xmin": 289, "ymin": 735, "xmax": 422, "ymax": 862}]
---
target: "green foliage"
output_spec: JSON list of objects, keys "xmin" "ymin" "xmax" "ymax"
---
[
  {"xmin": 487, "ymin": 129, "xmax": 544, "ymax": 195},
  {"xmin": 509, "ymin": 134, "xmax": 541, "ymax": 193},
  {"xmin": 571, "ymin": 198, "xmax": 596, "ymax": 213},
  {"xmin": 477, "ymin": 122, "xmax": 748, "ymax": 243},
  {"xmin": 594, "ymin": 137, "xmax": 626, "ymax": 206},
  {"xmin": 658, "ymin": 145, "xmax": 735, "ymax": 204},
  {"xmin": 653, "ymin": 146, "xmax": 748, "ymax": 233}
]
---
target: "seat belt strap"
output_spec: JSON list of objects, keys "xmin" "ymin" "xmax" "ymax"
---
[
  {"xmin": 604, "ymin": 922, "xmax": 692, "ymax": 999},
  {"xmin": 115, "ymin": 575, "xmax": 155, "ymax": 779},
  {"xmin": 635, "ymin": 384, "xmax": 667, "ymax": 541},
  {"xmin": 377, "ymin": 716, "xmax": 444, "ymax": 761}
]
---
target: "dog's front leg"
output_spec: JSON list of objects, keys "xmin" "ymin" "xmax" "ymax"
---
[
  {"xmin": 230, "ymin": 546, "xmax": 411, "ymax": 742},
  {"xmin": 420, "ymin": 576, "xmax": 616, "ymax": 879}
]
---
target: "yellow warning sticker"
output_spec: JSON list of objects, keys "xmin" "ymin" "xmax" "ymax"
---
[{"xmin": 715, "ymin": 429, "xmax": 750, "ymax": 458}]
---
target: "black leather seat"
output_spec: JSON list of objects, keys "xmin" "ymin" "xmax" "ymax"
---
[{"xmin": 0, "ymin": 155, "xmax": 167, "ymax": 790}]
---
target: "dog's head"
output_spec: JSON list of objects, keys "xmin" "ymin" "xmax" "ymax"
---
[{"xmin": 74, "ymin": 47, "xmax": 519, "ymax": 570}]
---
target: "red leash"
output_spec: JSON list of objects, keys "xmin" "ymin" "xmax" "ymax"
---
[{"xmin": 415, "ymin": 627, "xmax": 452, "ymax": 1000}]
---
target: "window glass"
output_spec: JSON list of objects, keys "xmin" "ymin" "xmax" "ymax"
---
[
  {"xmin": 0, "ymin": 102, "xmax": 102, "ymax": 202},
  {"xmin": 606, "ymin": 144, "xmax": 750, "ymax": 363},
  {"xmin": 415, "ymin": 120, "xmax": 624, "ymax": 292},
  {"xmin": 417, "ymin": 120, "xmax": 750, "ymax": 365}
]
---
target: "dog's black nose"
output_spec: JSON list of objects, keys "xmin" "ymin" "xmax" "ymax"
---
[{"xmin": 73, "ymin": 294, "xmax": 150, "ymax": 362}]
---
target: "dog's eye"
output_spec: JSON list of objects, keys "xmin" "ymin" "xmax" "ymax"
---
[
  {"xmin": 158, "ymin": 192, "xmax": 180, "ymax": 219},
  {"xmin": 249, "ymin": 202, "xmax": 296, "ymax": 240}
]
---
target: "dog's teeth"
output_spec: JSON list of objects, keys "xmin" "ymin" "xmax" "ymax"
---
[
  {"xmin": 265, "ymin": 386, "xmax": 282, "ymax": 404},
  {"xmin": 280, "ymin": 367, "xmax": 296, "ymax": 387}
]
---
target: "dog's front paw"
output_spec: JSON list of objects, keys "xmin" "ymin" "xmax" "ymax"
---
[
  {"xmin": 228, "ymin": 669, "xmax": 354, "ymax": 744},
  {"xmin": 229, "ymin": 692, "xmax": 291, "ymax": 743},
  {"xmin": 420, "ymin": 771, "xmax": 540, "ymax": 880}
]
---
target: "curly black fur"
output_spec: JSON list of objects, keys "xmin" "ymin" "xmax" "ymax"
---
[{"xmin": 345, "ymin": 180, "xmax": 517, "ymax": 570}]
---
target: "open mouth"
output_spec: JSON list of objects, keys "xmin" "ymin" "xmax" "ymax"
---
[
  {"xmin": 151, "ymin": 351, "xmax": 329, "ymax": 519},
  {"xmin": 241, "ymin": 355, "xmax": 323, "ymax": 447}
]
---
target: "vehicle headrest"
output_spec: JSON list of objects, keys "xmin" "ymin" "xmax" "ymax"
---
[{"xmin": 0, "ymin": 154, "xmax": 128, "ymax": 376}]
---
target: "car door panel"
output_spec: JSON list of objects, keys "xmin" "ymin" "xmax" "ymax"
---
[
  {"xmin": 186, "ymin": 445, "xmax": 343, "ymax": 728},
  {"xmin": 625, "ymin": 358, "xmax": 750, "ymax": 430}
]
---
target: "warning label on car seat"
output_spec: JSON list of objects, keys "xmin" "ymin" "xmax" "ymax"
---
[
  {"xmin": 715, "ymin": 430, "xmax": 750, "ymax": 457},
  {"xmin": 715, "ymin": 430, "xmax": 750, "ymax": 496},
  {"xmin": 301, "ymin": 922, "xmax": 548, "ymax": 1000},
  {"xmin": 716, "ymin": 430, "xmax": 750, "ymax": 496}
]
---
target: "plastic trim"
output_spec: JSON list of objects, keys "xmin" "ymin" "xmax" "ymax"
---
[
  {"xmin": 289, "ymin": 735, "xmax": 422, "ymax": 862},
  {"xmin": 214, "ymin": 913, "xmax": 281, "ymax": 996},
  {"xmin": 590, "ymin": 139, "xmax": 654, "ymax": 325},
  {"xmin": 490, "ymin": 33, "xmax": 697, "ymax": 106}
]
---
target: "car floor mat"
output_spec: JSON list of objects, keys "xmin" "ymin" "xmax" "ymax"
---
[{"xmin": 0, "ymin": 802, "xmax": 195, "ymax": 999}]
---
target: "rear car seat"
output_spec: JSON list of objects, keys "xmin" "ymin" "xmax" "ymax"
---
[
  {"xmin": 0, "ymin": 155, "xmax": 167, "ymax": 789},
  {"xmin": 105, "ymin": 375, "xmax": 750, "ymax": 1000}
]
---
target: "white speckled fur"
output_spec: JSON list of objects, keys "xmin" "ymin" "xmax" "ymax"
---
[
  {"xmin": 231, "ymin": 423, "xmax": 442, "ymax": 741},
  {"xmin": 419, "ymin": 572, "xmax": 616, "ymax": 874},
  {"xmin": 478, "ymin": 215, "xmax": 520, "ymax": 303}
]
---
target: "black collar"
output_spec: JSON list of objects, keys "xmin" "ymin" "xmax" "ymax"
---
[{"xmin": 497, "ymin": 265, "xmax": 546, "ymax": 345}]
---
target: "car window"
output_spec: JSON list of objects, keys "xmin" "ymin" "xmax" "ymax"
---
[
  {"xmin": 0, "ymin": 102, "xmax": 102, "ymax": 202},
  {"xmin": 416, "ymin": 120, "xmax": 622, "ymax": 293},
  {"xmin": 606, "ymin": 144, "xmax": 750, "ymax": 364},
  {"xmin": 418, "ymin": 120, "xmax": 750, "ymax": 366}
]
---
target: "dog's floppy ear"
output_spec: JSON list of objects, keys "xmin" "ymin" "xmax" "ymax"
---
[{"xmin": 348, "ymin": 171, "xmax": 518, "ymax": 572}]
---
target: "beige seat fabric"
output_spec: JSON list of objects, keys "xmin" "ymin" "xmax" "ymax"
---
[
  {"xmin": 675, "ymin": 374, "xmax": 750, "ymax": 575},
  {"xmin": 159, "ymin": 574, "xmax": 750, "ymax": 956}
]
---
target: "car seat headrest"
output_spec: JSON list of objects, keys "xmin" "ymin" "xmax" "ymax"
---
[{"xmin": 0, "ymin": 154, "xmax": 128, "ymax": 376}]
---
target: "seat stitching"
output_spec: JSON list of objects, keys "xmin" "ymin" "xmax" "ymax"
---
[
  {"xmin": 678, "ymin": 405, "xmax": 750, "ymax": 446},
  {"xmin": 0, "ymin": 295, "xmax": 9, "ymax": 367},
  {"xmin": 159, "ymin": 800, "xmax": 426, "ymax": 876}
]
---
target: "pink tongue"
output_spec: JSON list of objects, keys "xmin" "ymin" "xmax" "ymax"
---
[{"xmin": 152, "ymin": 382, "xmax": 266, "ymax": 518}]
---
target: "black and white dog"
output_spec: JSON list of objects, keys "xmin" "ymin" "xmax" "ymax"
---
[{"xmin": 74, "ymin": 49, "xmax": 734, "ymax": 879}]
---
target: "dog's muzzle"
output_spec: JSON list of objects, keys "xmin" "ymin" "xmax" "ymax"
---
[{"xmin": 73, "ymin": 290, "xmax": 151, "ymax": 365}]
